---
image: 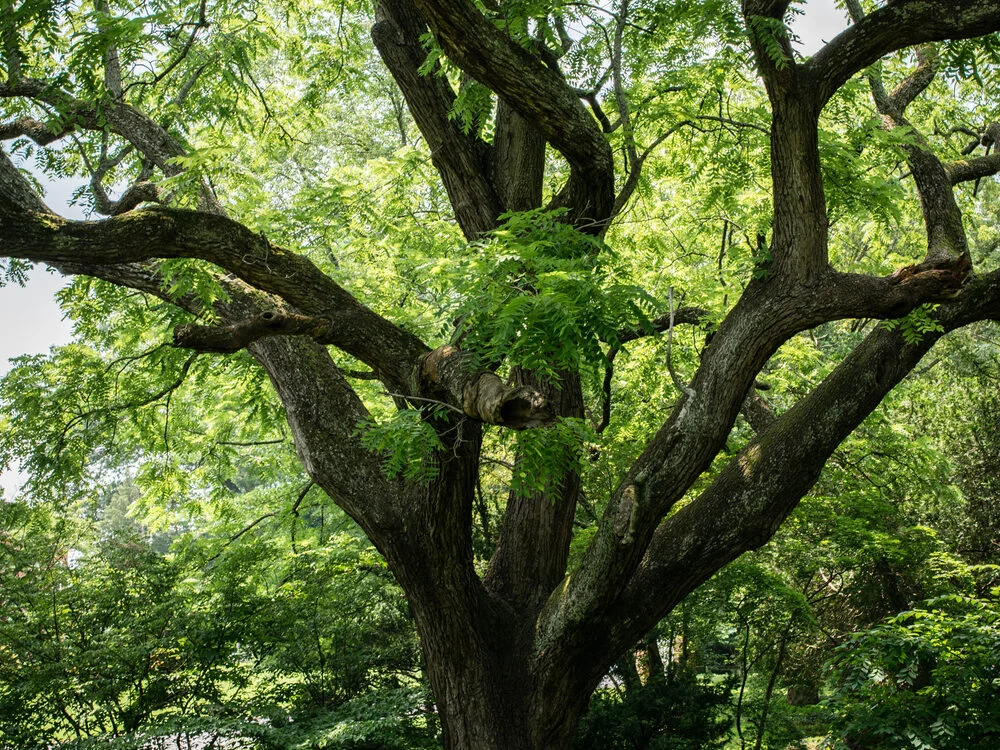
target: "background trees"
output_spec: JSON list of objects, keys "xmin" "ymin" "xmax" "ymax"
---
[{"xmin": 1, "ymin": 0, "xmax": 1000, "ymax": 748}]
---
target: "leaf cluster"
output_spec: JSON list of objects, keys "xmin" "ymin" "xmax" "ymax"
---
[
  {"xmin": 358, "ymin": 408, "xmax": 445, "ymax": 482},
  {"xmin": 438, "ymin": 209, "xmax": 657, "ymax": 384},
  {"xmin": 826, "ymin": 592, "xmax": 1000, "ymax": 750}
]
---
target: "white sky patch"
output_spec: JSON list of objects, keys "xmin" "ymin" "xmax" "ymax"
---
[
  {"xmin": 1, "ymin": 173, "xmax": 80, "ymax": 498},
  {"xmin": 792, "ymin": 0, "xmax": 851, "ymax": 56}
]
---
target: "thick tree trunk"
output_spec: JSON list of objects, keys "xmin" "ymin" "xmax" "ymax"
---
[
  {"xmin": 413, "ymin": 613, "xmax": 590, "ymax": 750},
  {"xmin": 367, "ymin": 369, "xmax": 592, "ymax": 750}
]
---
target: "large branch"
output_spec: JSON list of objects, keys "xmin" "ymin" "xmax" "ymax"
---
[
  {"xmin": 945, "ymin": 150, "xmax": 1000, "ymax": 185},
  {"xmin": 249, "ymin": 335, "xmax": 401, "ymax": 535},
  {"xmin": 740, "ymin": 4, "xmax": 828, "ymax": 283},
  {"xmin": 174, "ymin": 312, "xmax": 334, "ymax": 353},
  {"xmin": 0, "ymin": 77, "xmax": 224, "ymax": 214},
  {"xmin": 533, "ymin": 255, "xmax": 974, "ymax": 664},
  {"xmin": 0, "ymin": 149, "xmax": 52, "ymax": 214},
  {"xmin": 0, "ymin": 116, "xmax": 73, "ymax": 146},
  {"xmin": 806, "ymin": 1, "xmax": 1000, "ymax": 109},
  {"xmin": 0, "ymin": 200, "xmax": 430, "ymax": 393},
  {"xmin": 372, "ymin": 0, "xmax": 505, "ymax": 238},
  {"xmin": 600, "ymin": 268, "xmax": 1000, "ymax": 664},
  {"xmin": 861, "ymin": 45, "xmax": 972, "ymax": 272},
  {"xmin": 1, "ymin": 177, "xmax": 557, "ymax": 430},
  {"xmin": 0, "ymin": 78, "xmax": 185, "ymax": 176},
  {"xmin": 490, "ymin": 99, "xmax": 546, "ymax": 214},
  {"xmin": 0, "ymin": 147, "xmax": 407, "ymax": 528},
  {"xmin": 409, "ymin": 0, "xmax": 614, "ymax": 228}
]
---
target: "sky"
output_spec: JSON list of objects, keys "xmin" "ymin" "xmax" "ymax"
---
[
  {"xmin": 1, "ymin": 176, "xmax": 81, "ymax": 380},
  {"xmin": 792, "ymin": 0, "xmax": 851, "ymax": 54},
  {"xmin": 0, "ymin": 0, "xmax": 851, "ymax": 497}
]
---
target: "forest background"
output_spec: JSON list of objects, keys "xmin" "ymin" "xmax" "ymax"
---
[{"xmin": 1, "ymin": 0, "xmax": 999, "ymax": 748}]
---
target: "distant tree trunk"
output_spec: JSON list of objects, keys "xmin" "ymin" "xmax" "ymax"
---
[{"xmin": 753, "ymin": 623, "xmax": 791, "ymax": 750}]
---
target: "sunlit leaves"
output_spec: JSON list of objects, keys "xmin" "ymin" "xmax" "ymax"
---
[
  {"xmin": 746, "ymin": 14, "xmax": 793, "ymax": 70},
  {"xmin": 438, "ymin": 208, "xmax": 657, "ymax": 384},
  {"xmin": 359, "ymin": 408, "xmax": 444, "ymax": 482},
  {"xmin": 883, "ymin": 304, "xmax": 945, "ymax": 345},
  {"xmin": 511, "ymin": 417, "xmax": 593, "ymax": 498}
]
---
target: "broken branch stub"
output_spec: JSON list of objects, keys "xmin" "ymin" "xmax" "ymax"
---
[{"xmin": 419, "ymin": 345, "xmax": 555, "ymax": 428}]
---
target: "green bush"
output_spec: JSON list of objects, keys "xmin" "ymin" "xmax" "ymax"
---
[
  {"xmin": 574, "ymin": 666, "xmax": 733, "ymax": 750},
  {"xmin": 825, "ymin": 594, "xmax": 1000, "ymax": 750}
]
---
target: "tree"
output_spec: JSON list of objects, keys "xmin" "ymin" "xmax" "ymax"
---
[
  {"xmin": 826, "ymin": 588, "xmax": 1000, "ymax": 749},
  {"xmin": 2, "ymin": 0, "xmax": 1000, "ymax": 747},
  {"xmin": 0, "ymin": 501, "xmax": 240, "ymax": 745}
]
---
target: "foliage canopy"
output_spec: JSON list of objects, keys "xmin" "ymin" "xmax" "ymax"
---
[{"xmin": 1, "ymin": 0, "xmax": 1000, "ymax": 748}]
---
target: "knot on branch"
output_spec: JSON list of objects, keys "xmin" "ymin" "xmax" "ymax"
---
[
  {"xmin": 963, "ymin": 122, "xmax": 1000, "ymax": 154},
  {"xmin": 463, "ymin": 373, "xmax": 555, "ymax": 429},
  {"xmin": 888, "ymin": 252, "xmax": 971, "ymax": 301},
  {"xmin": 419, "ymin": 345, "xmax": 554, "ymax": 428},
  {"xmin": 613, "ymin": 483, "xmax": 640, "ymax": 545},
  {"xmin": 419, "ymin": 344, "xmax": 461, "ymax": 386},
  {"xmin": 173, "ymin": 311, "xmax": 333, "ymax": 353}
]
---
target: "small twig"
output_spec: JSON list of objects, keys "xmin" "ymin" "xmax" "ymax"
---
[
  {"xmin": 215, "ymin": 437, "xmax": 286, "ymax": 447},
  {"xmin": 596, "ymin": 347, "xmax": 618, "ymax": 434},
  {"xmin": 124, "ymin": 0, "xmax": 209, "ymax": 96},
  {"xmin": 104, "ymin": 342, "xmax": 173, "ymax": 376},
  {"xmin": 666, "ymin": 287, "xmax": 696, "ymax": 398},
  {"xmin": 56, "ymin": 353, "xmax": 199, "ymax": 452},
  {"xmin": 290, "ymin": 481, "xmax": 314, "ymax": 515},
  {"xmin": 205, "ymin": 512, "xmax": 280, "ymax": 564},
  {"xmin": 382, "ymin": 392, "xmax": 465, "ymax": 414}
]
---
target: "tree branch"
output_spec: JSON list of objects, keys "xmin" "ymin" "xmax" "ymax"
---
[
  {"xmin": 861, "ymin": 49, "xmax": 972, "ymax": 272},
  {"xmin": 806, "ymin": 0, "xmax": 1000, "ymax": 109},
  {"xmin": 945, "ymin": 149, "xmax": 1000, "ymax": 185},
  {"xmin": 372, "ymin": 0, "xmax": 504, "ymax": 238},
  {"xmin": 248, "ymin": 335, "xmax": 400, "ymax": 531},
  {"xmin": 535, "ymin": 256, "xmax": 977, "ymax": 663},
  {"xmin": 740, "ymin": 386, "xmax": 776, "ymax": 433},
  {"xmin": 615, "ymin": 305, "xmax": 708, "ymax": 345},
  {"xmin": 0, "ymin": 201, "xmax": 430, "ymax": 393},
  {"xmin": 603, "ymin": 267, "xmax": 1000, "ymax": 663},
  {"xmin": 0, "ymin": 116, "xmax": 72, "ymax": 146},
  {"xmin": 409, "ymin": 0, "xmax": 615, "ymax": 228},
  {"xmin": 0, "ymin": 78, "xmax": 185, "ymax": 176},
  {"xmin": 174, "ymin": 311, "xmax": 333, "ymax": 353},
  {"xmin": 0, "ymin": 148, "xmax": 52, "ymax": 214},
  {"xmin": 1, "ymin": 183, "xmax": 555, "ymax": 431}
]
